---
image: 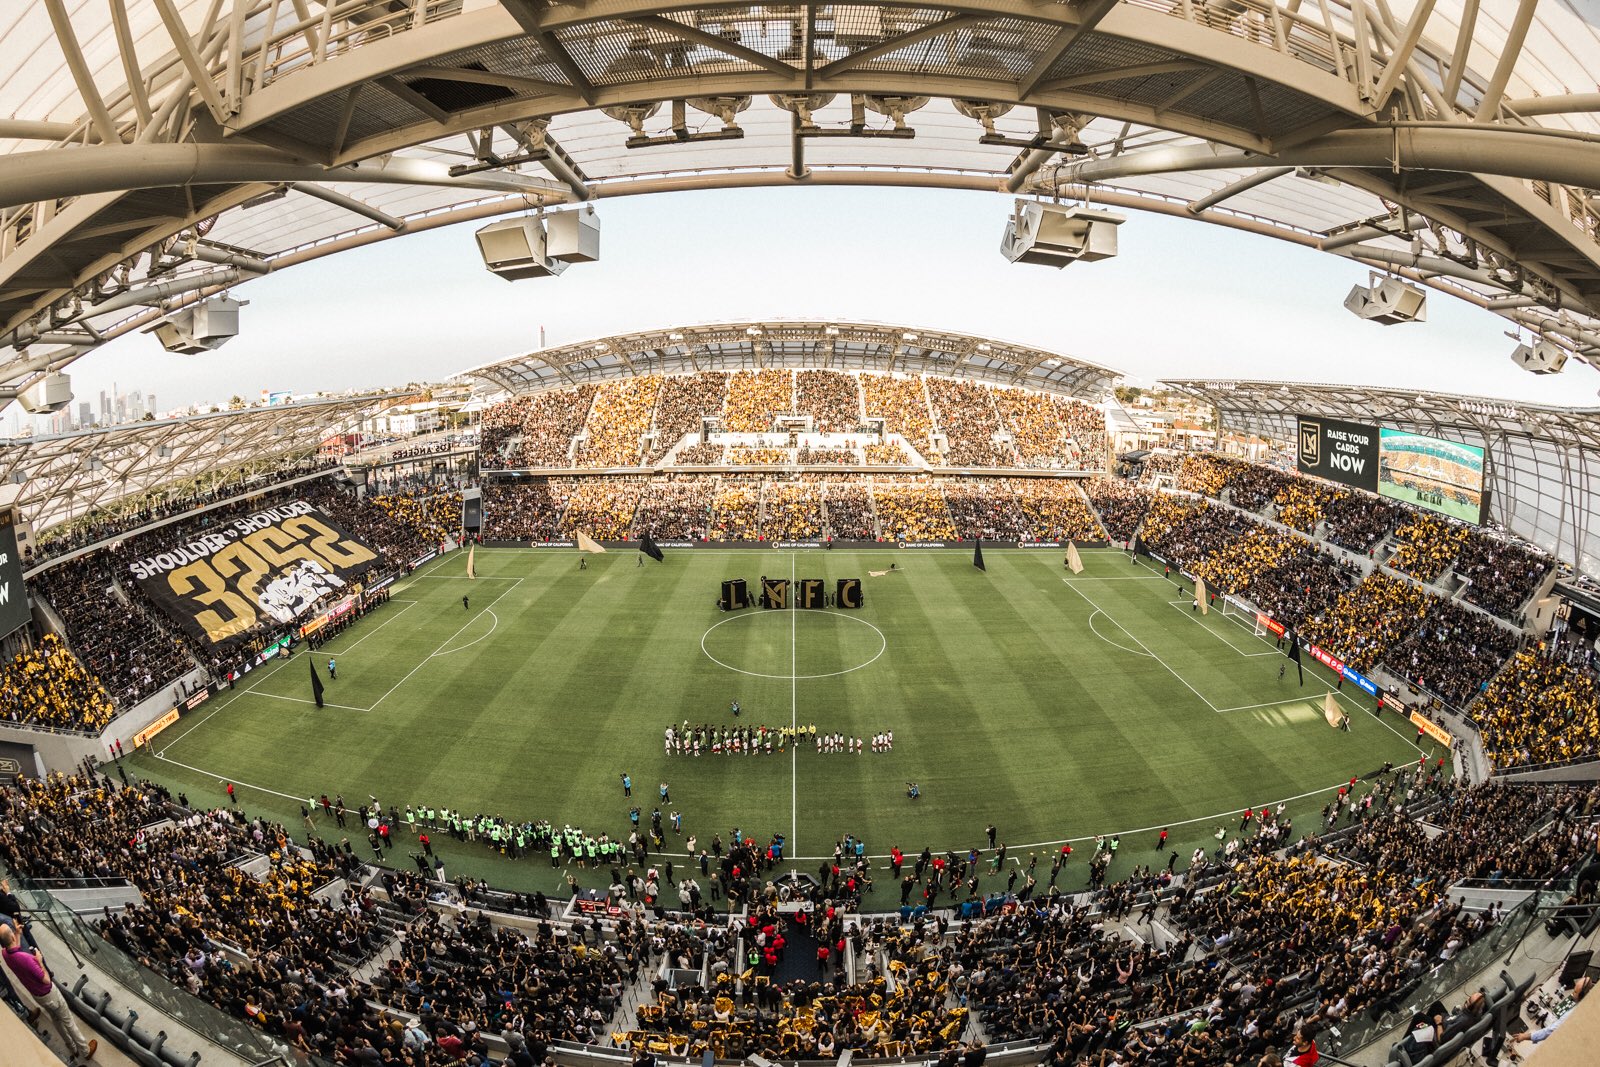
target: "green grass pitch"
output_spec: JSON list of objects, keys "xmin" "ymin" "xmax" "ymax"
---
[{"xmin": 127, "ymin": 546, "xmax": 1433, "ymax": 895}]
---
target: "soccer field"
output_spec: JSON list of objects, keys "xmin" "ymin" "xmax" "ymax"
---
[{"xmin": 128, "ymin": 545, "xmax": 1431, "ymax": 893}]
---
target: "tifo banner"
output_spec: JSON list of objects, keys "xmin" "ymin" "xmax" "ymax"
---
[
  {"xmin": 1296, "ymin": 415, "xmax": 1379, "ymax": 491},
  {"xmin": 128, "ymin": 500, "xmax": 380, "ymax": 647}
]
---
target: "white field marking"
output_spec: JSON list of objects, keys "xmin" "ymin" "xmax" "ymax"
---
[
  {"xmin": 150, "ymin": 753, "xmax": 310, "ymax": 803},
  {"xmin": 158, "ymin": 652, "xmax": 296, "ymax": 754},
  {"xmin": 1165, "ymin": 601, "xmax": 1278, "ymax": 657},
  {"xmin": 1061, "ymin": 578, "xmax": 1221, "ymax": 711},
  {"xmin": 1060, "ymin": 576, "xmax": 1170, "ymax": 581},
  {"xmin": 433, "ymin": 609, "xmax": 498, "ymax": 658},
  {"xmin": 1086, "ymin": 609, "xmax": 1155, "ymax": 659},
  {"xmin": 790, "ymin": 552, "xmax": 798, "ymax": 856},
  {"xmin": 249, "ymin": 691, "xmax": 371, "ymax": 712},
  {"xmin": 404, "ymin": 574, "xmax": 521, "ymax": 579},
  {"xmin": 620, "ymin": 775, "xmax": 1385, "ymax": 862},
  {"xmin": 1214, "ymin": 696, "xmax": 1330, "ymax": 715},
  {"xmin": 336, "ymin": 601, "xmax": 418, "ymax": 653},
  {"xmin": 365, "ymin": 578, "xmax": 525, "ymax": 712},
  {"xmin": 700, "ymin": 611, "xmax": 887, "ymax": 679}
]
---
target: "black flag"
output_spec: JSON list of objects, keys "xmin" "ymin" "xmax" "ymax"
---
[
  {"xmin": 310, "ymin": 659, "xmax": 325, "ymax": 708},
  {"xmin": 1286, "ymin": 629, "xmax": 1304, "ymax": 686},
  {"xmin": 973, "ymin": 538, "xmax": 986, "ymax": 572},
  {"xmin": 639, "ymin": 533, "xmax": 664, "ymax": 562}
]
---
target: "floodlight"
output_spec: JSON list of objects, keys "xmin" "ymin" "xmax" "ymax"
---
[
  {"xmin": 475, "ymin": 218, "xmax": 568, "ymax": 280},
  {"xmin": 1511, "ymin": 338, "xmax": 1567, "ymax": 375},
  {"xmin": 19, "ymin": 372, "xmax": 72, "ymax": 414},
  {"xmin": 1343, "ymin": 276, "xmax": 1427, "ymax": 324},
  {"xmin": 152, "ymin": 296, "xmax": 241, "ymax": 353},
  {"xmin": 1001, "ymin": 201, "xmax": 1124, "ymax": 267}
]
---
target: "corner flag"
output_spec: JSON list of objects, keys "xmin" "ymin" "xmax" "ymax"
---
[
  {"xmin": 973, "ymin": 538, "xmax": 986, "ymax": 571},
  {"xmin": 310, "ymin": 660, "xmax": 325, "ymax": 708},
  {"xmin": 640, "ymin": 533, "xmax": 664, "ymax": 562}
]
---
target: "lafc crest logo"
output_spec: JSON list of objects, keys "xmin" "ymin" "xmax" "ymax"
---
[{"xmin": 1299, "ymin": 421, "xmax": 1321, "ymax": 467}]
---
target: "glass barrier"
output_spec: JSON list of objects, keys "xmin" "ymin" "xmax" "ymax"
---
[
  {"xmin": 3, "ymin": 859, "xmax": 336, "ymax": 1067},
  {"xmin": 1325, "ymin": 889, "xmax": 1562, "ymax": 1055}
]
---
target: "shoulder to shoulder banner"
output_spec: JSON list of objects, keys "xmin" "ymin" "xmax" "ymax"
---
[{"xmin": 128, "ymin": 500, "xmax": 380, "ymax": 648}]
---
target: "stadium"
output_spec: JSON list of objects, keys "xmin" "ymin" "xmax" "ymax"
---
[{"xmin": 3, "ymin": 5, "xmax": 1600, "ymax": 1067}]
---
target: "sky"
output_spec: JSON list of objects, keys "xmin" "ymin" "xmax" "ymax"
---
[{"xmin": 52, "ymin": 185, "xmax": 1600, "ymax": 415}]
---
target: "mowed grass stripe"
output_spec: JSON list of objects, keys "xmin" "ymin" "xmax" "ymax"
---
[{"xmin": 130, "ymin": 548, "xmax": 1430, "ymax": 891}]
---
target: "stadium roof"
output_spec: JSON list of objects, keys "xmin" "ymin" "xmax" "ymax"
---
[
  {"xmin": 5, "ymin": 2, "xmax": 1600, "ymax": 402},
  {"xmin": 1166, "ymin": 376, "xmax": 1600, "ymax": 574},
  {"xmin": 0, "ymin": 391, "xmax": 401, "ymax": 535},
  {"xmin": 459, "ymin": 320, "xmax": 1121, "ymax": 397}
]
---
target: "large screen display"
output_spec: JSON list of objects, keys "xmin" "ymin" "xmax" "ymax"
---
[
  {"xmin": 1377, "ymin": 429, "xmax": 1486, "ymax": 524},
  {"xmin": 1296, "ymin": 416, "xmax": 1379, "ymax": 491},
  {"xmin": 0, "ymin": 512, "xmax": 32, "ymax": 640}
]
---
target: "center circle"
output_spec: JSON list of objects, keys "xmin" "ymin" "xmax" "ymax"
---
[{"xmin": 700, "ymin": 610, "xmax": 888, "ymax": 680}]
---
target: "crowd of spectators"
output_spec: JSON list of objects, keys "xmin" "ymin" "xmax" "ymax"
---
[
  {"xmin": 1247, "ymin": 546, "xmax": 1358, "ymax": 631},
  {"xmin": 941, "ymin": 479, "xmax": 1030, "ymax": 541},
  {"xmin": 1084, "ymin": 477, "xmax": 1150, "ymax": 542},
  {"xmin": 648, "ymin": 374, "xmax": 728, "ymax": 463},
  {"xmin": 728, "ymin": 447, "xmax": 791, "ymax": 465},
  {"xmin": 560, "ymin": 479, "xmax": 645, "ymax": 541},
  {"xmin": 861, "ymin": 375, "xmax": 937, "ymax": 457},
  {"xmin": 632, "ymin": 479, "xmax": 713, "ymax": 540},
  {"xmin": 796, "ymin": 370, "xmax": 863, "ymax": 432},
  {"xmin": 1176, "ymin": 454, "xmax": 1231, "ymax": 497},
  {"xmin": 26, "ymin": 457, "xmax": 341, "ymax": 565},
  {"xmin": 926, "ymin": 379, "xmax": 1012, "ymax": 467},
  {"xmin": 577, "ymin": 379, "xmax": 660, "ymax": 468},
  {"xmin": 1223, "ymin": 462, "xmax": 1290, "ymax": 513},
  {"xmin": 1191, "ymin": 527, "xmax": 1302, "ymax": 600},
  {"xmin": 761, "ymin": 482, "xmax": 824, "ymax": 541},
  {"xmin": 1455, "ymin": 531, "xmax": 1551, "ymax": 620},
  {"xmin": 481, "ymin": 388, "xmax": 599, "ymax": 468},
  {"xmin": 1300, "ymin": 573, "xmax": 1431, "ymax": 672},
  {"xmin": 1384, "ymin": 600, "xmax": 1520, "ymax": 708},
  {"xmin": 1320, "ymin": 491, "xmax": 1398, "ymax": 554},
  {"xmin": 1388, "ymin": 513, "xmax": 1468, "ymax": 582},
  {"xmin": 1272, "ymin": 479, "xmax": 1335, "ymax": 534},
  {"xmin": 482, "ymin": 481, "xmax": 568, "ymax": 541},
  {"xmin": 710, "ymin": 482, "xmax": 764, "ymax": 541},
  {"xmin": 1473, "ymin": 651, "xmax": 1600, "ymax": 767},
  {"xmin": 798, "ymin": 447, "xmax": 859, "ymax": 465},
  {"xmin": 724, "ymin": 371, "xmax": 794, "ymax": 433},
  {"xmin": 675, "ymin": 443, "xmax": 725, "ymax": 465},
  {"xmin": 872, "ymin": 483, "xmax": 956, "ymax": 542},
  {"xmin": 995, "ymin": 389, "xmax": 1068, "ymax": 467},
  {"xmin": 368, "ymin": 490, "xmax": 462, "ymax": 550},
  {"xmin": 0, "ymin": 632, "xmax": 116, "ymax": 731},
  {"xmin": 863, "ymin": 443, "xmax": 910, "ymax": 466},
  {"xmin": 1058, "ymin": 399, "xmax": 1108, "ymax": 468},
  {"xmin": 822, "ymin": 482, "xmax": 876, "ymax": 540},
  {"xmin": 1016, "ymin": 481, "xmax": 1105, "ymax": 542}
]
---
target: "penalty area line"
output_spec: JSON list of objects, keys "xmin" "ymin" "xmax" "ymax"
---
[{"xmin": 150, "ymin": 752, "xmax": 311, "ymax": 804}]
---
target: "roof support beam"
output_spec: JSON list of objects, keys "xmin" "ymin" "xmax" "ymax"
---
[
  {"xmin": 0, "ymin": 120, "xmax": 77, "ymax": 142},
  {"xmin": 153, "ymin": 0, "xmax": 232, "ymax": 124},
  {"xmin": 817, "ymin": 15, "xmax": 983, "ymax": 79},
  {"xmin": 42, "ymin": 0, "xmax": 121, "ymax": 144},
  {"xmin": 1187, "ymin": 167, "xmax": 1294, "ymax": 213},
  {"xmin": 1504, "ymin": 94, "xmax": 1600, "ymax": 118},
  {"xmin": 1441, "ymin": 0, "xmax": 1478, "ymax": 107},
  {"xmin": 376, "ymin": 76, "xmax": 452, "ymax": 125},
  {"xmin": 1370, "ymin": 0, "xmax": 1436, "ymax": 111},
  {"xmin": 1018, "ymin": 0, "xmax": 1122, "ymax": 100},
  {"xmin": 1474, "ymin": 0, "xmax": 1538, "ymax": 122},
  {"xmin": 632, "ymin": 15, "xmax": 797, "ymax": 78},
  {"xmin": 289, "ymin": 182, "xmax": 405, "ymax": 231},
  {"xmin": 107, "ymin": 0, "xmax": 154, "ymax": 129},
  {"xmin": 495, "ymin": 1, "xmax": 595, "ymax": 105}
]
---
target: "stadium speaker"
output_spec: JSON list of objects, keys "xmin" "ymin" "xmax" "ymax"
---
[
  {"xmin": 153, "ymin": 296, "xmax": 242, "ymax": 353},
  {"xmin": 18, "ymin": 372, "xmax": 71, "ymax": 414},
  {"xmin": 1558, "ymin": 950, "xmax": 1593, "ymax": 986},
  {"xmin": 1342, "ymin": 276, "xmax": 1426, "ymax": 324},
  {"xmin": 1510, "ymin": 338, "xmax": 1568, "ymax": 375},
  {"xmin": 474, "ymin": 217, "xmax": 569, "ymax": 280},
  {"xmin": 836, "ymin": 578, "xmax": 863, "ymax": 609},
  {"xmin": 1000, "ymin": 201, "xmax": 1123, "ymax": 268},
  {"xmin": 544, "ymin": 209, "xmax": 601, "ymax": 263}
]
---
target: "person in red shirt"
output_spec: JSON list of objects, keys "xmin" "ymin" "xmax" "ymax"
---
[
  {"xmin": 1157, "ymin": 828, "xmax": 1168, "ymax": 849},
  {"xmin": 1285, "ymin": 1029, "xmax": 1319, "ymax": 1066},
  {"xmin": 816, "ymin": 944, "xmax": 830, "ymax": 973}
]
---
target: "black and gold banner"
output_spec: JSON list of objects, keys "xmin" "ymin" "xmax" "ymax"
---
[{"xmin": 128, "ymin": 500, "xmax": 380, "ymax": 647}]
